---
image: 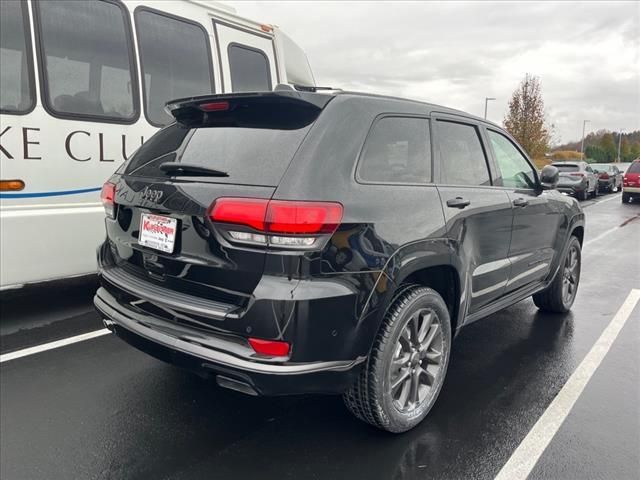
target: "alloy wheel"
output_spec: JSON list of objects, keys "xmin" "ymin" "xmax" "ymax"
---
[
  {"xmin": 562, "ymin": 245, "xmax": 580, "ymax": 305},
  {"xmin": 389, "ymin": 308, "xmax": 444, "ymax": 413}
]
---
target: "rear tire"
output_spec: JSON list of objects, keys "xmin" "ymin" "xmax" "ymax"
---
[
  {"xmin": 343, "ymin": 286, "xmax": 451, "ymax": 433},
  {"xmin": 578, "ymin": 189, "xmax": 588, "ymax": 201},
  {"xmin": 533, "ymin": 236, "xmax": 581, "ymax": 313}
]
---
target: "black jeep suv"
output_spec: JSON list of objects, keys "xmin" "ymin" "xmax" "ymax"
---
[{"xmin": 95, "ymin": 88, "xmax": 584, "ymax": 433}]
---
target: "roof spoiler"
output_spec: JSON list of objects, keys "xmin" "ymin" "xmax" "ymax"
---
[{"xmin": 164, "ymin": 91, "xmax": 335, "ymax": 129}]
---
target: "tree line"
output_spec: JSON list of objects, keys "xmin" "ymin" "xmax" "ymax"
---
[
  {"xmin": 554, "ymin": 130, "xmax": 640, "ymax": 163},
  {"xmin": 502, "ymin": 74, "xmax": 639, "ymax": 164}
]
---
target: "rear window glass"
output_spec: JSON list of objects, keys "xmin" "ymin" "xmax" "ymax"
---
[
  {"xmin": 125, "ymin": 124, "xmax": 310, "ymax": 186},
  {"xmin": 555, "ymin": 164, "xmax": 579, "ymax": 172},
  {"xmin": 628, "ymin": 162, "xmax": 640, "ymax": 173}
]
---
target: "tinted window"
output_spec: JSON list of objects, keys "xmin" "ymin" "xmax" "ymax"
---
[
  {"xmin": 554, "ymin": 164, "xmax": 579, "ymax": 172},
  {"xmin": 125, "ymin": 124, "xmax": 190, "ymax": 175},
  {"xmin": 488, "ymin": 130, "xmax": 536, "ymax": 188},
  {"xmin": 136, "ymin": 11, "xmax": 213, "ymax": 126},
  {"xmin": 0, "ymin": 1, "xmax": 34, "ymax": 113},
  {"xmin": 358, "ymin": 117, "xmax": 431, "ymax": 184},
  {"xmin": 37, "ymin": 0, "xmax": 136, "ymax": 120},
  {"xmin": 126, "ymin": 125, "xmax": 310, "ymax": 186},
  {"xmin": 628, "ymin": 162, "xmax": 640, "ymax": 173},
  {"xmin": 228, "ymin": 44, "xmax": 271, "ymax": 93},
  {"xmin": 437, "ymin": 121, "xmax": 490, "ymax": 186}
]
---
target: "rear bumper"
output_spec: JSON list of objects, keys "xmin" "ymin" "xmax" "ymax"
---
[
  {"xmin": 623, "ymin": 186, "xmax": 640, "ymax": 193},
  {"xmin": 557, "ymin": 185, "xmax": 585, "ymax": 195},
  {"xmin": 94, "ymin": 287, "xmax": 364, "ymax": 395}
]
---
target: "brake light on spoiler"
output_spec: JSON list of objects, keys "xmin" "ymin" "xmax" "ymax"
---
[{"xmin": 210, "ymin": 198, "xmax": 343, "ymax": 249}]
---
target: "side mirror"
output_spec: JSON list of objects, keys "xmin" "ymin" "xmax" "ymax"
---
[{"xmin": 540, "ymin": 165, "xmax": 559, "ymax": 190}]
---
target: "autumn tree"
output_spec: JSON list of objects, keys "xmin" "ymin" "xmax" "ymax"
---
[{"xmin": 504, "ymin": 74, "xmax": 550, "ymax": 159}]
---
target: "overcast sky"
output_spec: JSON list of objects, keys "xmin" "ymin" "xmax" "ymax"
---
[{"xmin": 228, "ymin": 1, "xmax": 639, "ymax": 145}]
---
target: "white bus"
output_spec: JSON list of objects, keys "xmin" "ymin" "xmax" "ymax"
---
[{"xmin": 0, "ymin": 0, "xmax": 315, "ymax": 289}]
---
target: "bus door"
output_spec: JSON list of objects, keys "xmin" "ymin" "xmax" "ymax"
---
[{"xmin": 212, "ymin": 21, "xmax": 279, "ymax": 93}]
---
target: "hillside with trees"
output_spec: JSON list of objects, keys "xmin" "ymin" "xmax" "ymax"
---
[{"xmin": 552, "ymin": 130, "xmax": 640, "ymax": 163}]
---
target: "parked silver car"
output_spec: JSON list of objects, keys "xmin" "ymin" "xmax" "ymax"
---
[{"xmin": 553, "ymin": 161, "xmax": 599, "ymax": 200}]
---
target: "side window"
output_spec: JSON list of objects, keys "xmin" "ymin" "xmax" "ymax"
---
[
  {"xmin": 358, "ymin": 117, "xmax": 431, "ymax": 184},
  {"xmin": 136, "ymin": 10, "xmax": 213, "ymax": 126},
  {"xmin": 437, "ymin": 121, "xmax": 491, "ymax": 186},
  {"xmin": 487, "ymin": 130, "xmax": 536, "ymax": 189},
  {"xmin": 0, "ymin": 0, "xmax": 35, "ymax": 113},
  {"xmin": 36, "ymin": 0, "xmax": 136, "ymax": 120},
  {"xmin": 228, "ymin": 44, "xmax": 271, "ymax": 93}
]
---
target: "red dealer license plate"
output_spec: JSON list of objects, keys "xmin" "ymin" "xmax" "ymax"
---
[{"xmin": 138, "ymin": 213, "xmax": 178, "ymax": 253}]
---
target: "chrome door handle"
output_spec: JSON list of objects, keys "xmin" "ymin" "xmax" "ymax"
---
[{"xmin": 446, "ymin": 197, "xmax": 471, "ymax": 209}]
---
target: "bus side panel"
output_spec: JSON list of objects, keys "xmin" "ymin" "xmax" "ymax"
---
[{"xmin": 0, "ymin": 111, "xmax": 156, "ymax": 288}]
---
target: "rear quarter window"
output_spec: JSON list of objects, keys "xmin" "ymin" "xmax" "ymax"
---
[{"xmin": 357, "ymin": 116, "xmax": 431, "ymax": 184}]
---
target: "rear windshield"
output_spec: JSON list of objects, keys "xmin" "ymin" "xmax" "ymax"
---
[
  {"xmin": 124, "ymin": 123, "xmax": 311, "ymax": 185},
  {"xmin": 555, "ymin": 164, "xmax": 579, "ymax": 172},
  {"xmin": 628, "ymin": 162, "xmax": 640, "ymax": 174},
  {"xmin": 592, "ymin": 164, "xmax": 615, "ymax": 171}
]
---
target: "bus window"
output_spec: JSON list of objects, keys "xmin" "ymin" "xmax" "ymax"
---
[
  {"xmin": 228, "ymin": 43, "xmax": 272, "ymax": 92},
  {"xmin": 0, "ymin": 1, "xmax": 35, "ymax": 113},
  {"xmin": 35, "ymin": 0, "xmax": 137, "ymax": 121},
  {"xmin": 135, "ymin": 9, "xmax": 214, "ymax": 127}
]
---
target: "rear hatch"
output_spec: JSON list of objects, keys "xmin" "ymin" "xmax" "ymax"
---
[
  {"xmin": 101, "ymin": 92, "xmax": 332, "ymax": 312},
  {"xmin": 555, "ymin": 164, "xmax": 583, "ymax": 184},
  {"xmin": 624, "ymin": 161, "xmax": 640, "ymax": 187}
]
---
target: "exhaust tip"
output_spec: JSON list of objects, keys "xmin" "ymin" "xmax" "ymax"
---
[
  {"xmin": 216, "ymin": 375, "xmax": 259, "ymax": 396},
  {"xmin": 102, "ymin": 318, "xmax": 115, "ymax": 331}
]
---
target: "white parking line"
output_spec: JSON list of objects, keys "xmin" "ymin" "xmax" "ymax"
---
[
  {"xmin": 494, "ymin": 288, "xmax": 640, "ymax": 480},
  {"xmin": 0, "ymin": 328, "xmax": 111, "ymax": 364}
]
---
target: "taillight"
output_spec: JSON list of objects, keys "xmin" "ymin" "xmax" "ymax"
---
[
  {"xmin": 249, "ymin": 338, "xmax": 290, "ymax": 357},
  {"xmin": 210, "ymin": 197, "xmax": 343, "ymax": 249},
  {"xmin": 101, "ymin": 182, "xmax": 116, "ymax": 218}
]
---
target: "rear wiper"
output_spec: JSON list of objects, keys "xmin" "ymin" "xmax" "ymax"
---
[{"xmin": 159, "ymin": 162, "xmax": 229, "ymax": 177}]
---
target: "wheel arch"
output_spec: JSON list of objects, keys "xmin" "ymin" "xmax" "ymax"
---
[{"xmin": 357, "ymin": 240, "xmax": 463, "ymax": 358}]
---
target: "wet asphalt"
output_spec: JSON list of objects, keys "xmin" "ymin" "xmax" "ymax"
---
[{"xmin": 1, "ymin": 193, "xmax": 639, "ymax": 480}]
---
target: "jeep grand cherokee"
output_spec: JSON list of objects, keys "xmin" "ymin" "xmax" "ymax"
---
[{"xmin": 95, "ymin": 88, "xmax": 584, "ymax": 432}]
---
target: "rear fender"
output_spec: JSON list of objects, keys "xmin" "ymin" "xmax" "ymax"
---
[{"xmin": 353, "ymin": 238, "xmax": 459, "ymax": 357}]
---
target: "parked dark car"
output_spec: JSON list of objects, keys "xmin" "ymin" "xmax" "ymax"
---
[
  {"xmin": 622, "ymin": 159, "xmax": 640, "ymax": 203},
  {"xmin": 591, "ymin": 163, "xmax": 623, "ymax": 193},
  {"xmin": 553, "ymin": 161, "xmax": 599, "ymax": 200},
  {"xmin": 95, "ymin": 89, "xmax": 585, "ymax": 433}
]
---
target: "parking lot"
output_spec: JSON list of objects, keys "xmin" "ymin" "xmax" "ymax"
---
[{"xmin": 1, "ymin": 193, "xmax": 638, "ymax": 480}]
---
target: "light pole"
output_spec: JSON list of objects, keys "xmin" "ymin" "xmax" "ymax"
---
[
  {"xmin": 617, "ymin": 129, "xmax": 623, "ymax": 163},
  {"xmin": 484, "ymin": 97, "xmax": 496, "ymax": 120},
  {"xmin": 580, "ymin": 120, "xmax": 590, "ymax": 160}
]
